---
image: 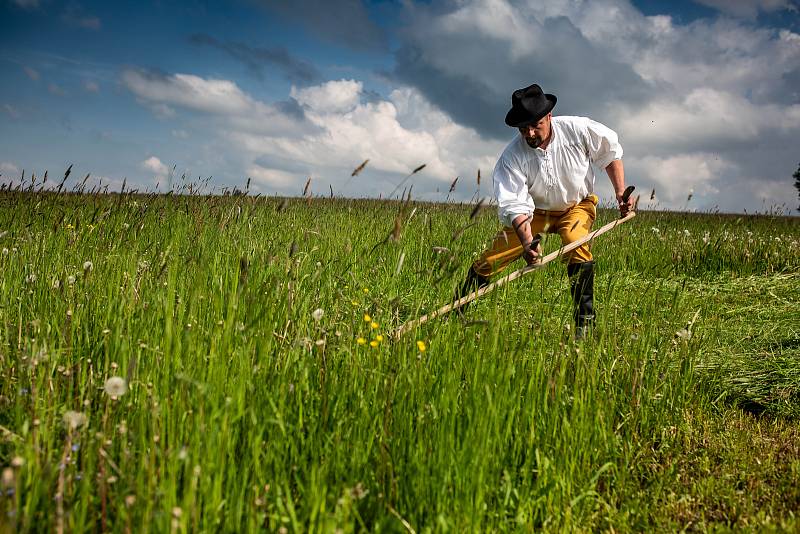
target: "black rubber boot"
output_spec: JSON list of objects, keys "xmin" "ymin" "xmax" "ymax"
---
[
  {"xmin": 455, "ymin": 266, "xmax": 490, "ymax": 311},
  {"xmin": 567, "ymin": 261, "xmax": 595, "ymax": 340}
]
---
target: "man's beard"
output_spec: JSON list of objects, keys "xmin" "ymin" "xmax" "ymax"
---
[{"xmin": 525, "ymin": 136, "xmax": 542, "ymax": 148}]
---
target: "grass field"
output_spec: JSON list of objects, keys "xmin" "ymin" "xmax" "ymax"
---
[{"xmin": 1, "ymin": 183, "xmax": 799, "ymax": 532}]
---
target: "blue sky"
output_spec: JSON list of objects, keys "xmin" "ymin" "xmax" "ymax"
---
[{"xmin": 1, "ymin": 0, "xmax": 799, "ymax": 212}]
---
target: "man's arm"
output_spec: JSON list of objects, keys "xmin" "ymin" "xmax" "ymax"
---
[
  {"xmin": 512, "ymin": 214, "xmax": 539, "ymax": 265},
  {"xmin": 606, "ymin": 159, "xmax": 632, "ymax": 216}
]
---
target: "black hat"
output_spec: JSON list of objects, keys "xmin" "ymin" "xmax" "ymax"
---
[{"xmin": 504, "ymin": 83, "xmax": 557, "ymax": 127}]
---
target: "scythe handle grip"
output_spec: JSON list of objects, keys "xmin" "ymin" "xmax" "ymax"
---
[{"xmin": 621, "ymin": 185, "xmax": 635, "ymax": 203}]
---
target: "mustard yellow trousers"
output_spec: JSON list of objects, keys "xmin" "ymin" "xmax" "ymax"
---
[{"xmin": 473, "ymin": 194, "xmax": 598, "ymax": 277}]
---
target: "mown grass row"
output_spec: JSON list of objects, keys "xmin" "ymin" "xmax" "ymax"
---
[{"xmin": 1, "ymin": 190, "xmax": 798, "ymax": 531}]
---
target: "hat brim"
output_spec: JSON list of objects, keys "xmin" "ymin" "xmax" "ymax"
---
[{"xmin": 504, "ymin": 94, "xmax": 557, "ymax": 127}]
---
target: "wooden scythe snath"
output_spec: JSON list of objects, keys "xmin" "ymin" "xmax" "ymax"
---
[{"xmin": 393, "ymin": 190, "xmax": 638, "ymax": 340}]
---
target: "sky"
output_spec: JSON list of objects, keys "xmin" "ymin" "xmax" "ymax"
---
[{"xmin": 1, "ymin": 0, "xmax": 799, "ymax": 213}]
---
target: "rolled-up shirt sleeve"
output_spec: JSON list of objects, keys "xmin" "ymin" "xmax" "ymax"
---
[
  {"xmin": 585, "ymin": 118, "xmax": 623, "ymax": 169},
  {"xmin": 493, "ymin": 156, "xmax": 534, "ymax": 228}
]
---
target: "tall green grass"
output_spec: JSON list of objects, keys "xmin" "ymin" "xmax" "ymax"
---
[{"xmin": 1, "ymin": 189, "xmax": 798, "ymax": 531}]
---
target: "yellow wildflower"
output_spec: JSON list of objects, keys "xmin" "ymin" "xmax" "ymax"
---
[
  {"xmin": 417, "ymin": 340, "xmax": 426, "ymax": 352},
  {"xmin": 370, "ymin": 321, "xmax": 379, "ymax": 329},
  {"xmin": 363, "ymin": 314, "xmax": 371, "ymax": 322},
  {"xmin": 369, "ymin": 340, "xmax": 379, "ymax": 348},
  {"xmin": 376, "ymin": 334, "xmax": 384, "ymax": 342},
  {"xmin": 356, "ymin": 337, "xmax": 366, "ymax": 345}
]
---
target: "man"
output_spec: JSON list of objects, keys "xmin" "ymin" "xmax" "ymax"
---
[{"xmin": 459, "ymin": 83, "xmax": 632, "ymax": 339}]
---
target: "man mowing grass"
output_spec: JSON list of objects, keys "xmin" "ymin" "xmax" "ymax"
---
[{"xmin": 458, "ymin": 83, "xmax": 633, "ymax": 339}]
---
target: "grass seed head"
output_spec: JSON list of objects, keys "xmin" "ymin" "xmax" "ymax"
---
[
  {"xmin": 470, "ymin": 198, "xmax": 485, "ymax": 220},
  {"xmin": 351, "ymin": 159, "xmax": 369, "ymax": 177},
  {"xmin": 449, "ymin": 176, "xmax": 459, "ymax": 193}
]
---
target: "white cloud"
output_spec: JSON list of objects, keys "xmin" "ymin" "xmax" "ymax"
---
[
  {"xmin": 633, "ymin": 153, "xmax": 728, "ymax": 202},
  {"xmin": 290, "ymin": 79, "xmax": 363, "ymax": 113},
  {"xmin": 123, "ymin": 69, "xmax": 259, "ymax": 115},
  {"xmin": 617, "ymin": 88, "xmax": 800, "ymax": 151},
  {"xmin": 141, "ymin": 156, "xmax": 169, "ymax": 178},
  {"xmin": 230, "ymin": 79, "xmax": 502, "ymax": 196},
  {"xmin": 126, "ymin": 70, "xmax": 500, "ymax": 197},
  {"xmin": 84, "ymin": 81, "xmax": 99, "ymax": 93},
  {"xmin": 0, "ymin": 162, "xmax": 20, "ymax": 178},
  {"xmin": 247, "ymin": 165, "xmax": 299, "ymax": 190}
]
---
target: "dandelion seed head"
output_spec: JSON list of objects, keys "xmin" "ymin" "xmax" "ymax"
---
[
  {"xmin": 63, "ymin": 410, "xmax": 88, "ymax": 430},
  {"xmin": 1, "ymin": 468, "xmax": 14, "ymax": 489},
  {"xmin": 83, "ymin": 261, "xmax": 93, "ymax": 272},
  {"xmin": 311, "ymin": 308, "xmax": 324, "ymax": 322},
  {"xmin": 675, "ymin": 328, "xmax": 692, "ymax": 340},
  {"xmin": 104, "ymin": 376, "xmax": 127, "ymax": 398}
]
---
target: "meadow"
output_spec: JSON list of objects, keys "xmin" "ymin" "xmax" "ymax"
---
[{"xmin": 1, "ymin": 178, "xmax": 799, "ymax": 532}]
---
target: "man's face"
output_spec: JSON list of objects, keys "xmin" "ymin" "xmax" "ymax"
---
[{"xmin": 518, "ymin": 113, "xmax": 551, "ymax": 148}]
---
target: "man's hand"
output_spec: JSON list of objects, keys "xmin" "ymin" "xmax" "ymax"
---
[
  {"xmin": 522, "ymin": 236, "xmax": 542, "ymax": 265},
  {"xmin": 616, "ymin": 191, "xmax": 633, "ymax": 217},
  {"xmin": 605, "ymin": 160, "xmax": 631, "ymax": 217}
]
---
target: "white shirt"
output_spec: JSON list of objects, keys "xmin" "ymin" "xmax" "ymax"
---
[{"xmin": 492, "ymin": 115, "xmax": 623, "ymax": 227}]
